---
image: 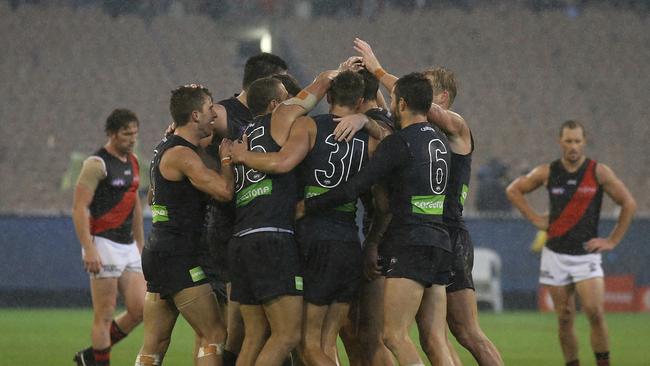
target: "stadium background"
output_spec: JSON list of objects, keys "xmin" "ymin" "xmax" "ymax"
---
[{"xmin": 0, "ymin": 0, "xmax": 649, "ymax": 364}]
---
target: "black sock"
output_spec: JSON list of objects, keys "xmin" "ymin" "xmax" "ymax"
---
[
  {"xmin": 595, "ymin": 351, "xmax": 610, "ymax": 366},
  {"xmin": 109, "ymin": 320, "xmax": 128, "ymax": 345},
  {"xmin": 566, "ymin": 360, "xmax": 580, "ymax": 366},
  {"xmin": 93, "ymin": 347, "xmax": 110, "ymax": 366},
  {"xmin": 223, "ymin": 349, "xmax": 238, "ymax": 366},
  {"xmin": 282, "ymin": 355, "xmax": 293, "ymax": 366}
]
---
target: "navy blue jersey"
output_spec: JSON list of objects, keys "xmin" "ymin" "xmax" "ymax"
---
[{"xmin": 443, "ymin": 133, "xmax": 474, "ymax": 229}]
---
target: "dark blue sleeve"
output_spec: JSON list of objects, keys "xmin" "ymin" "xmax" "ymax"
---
[{"xmin": 305, "ymin": 134, "xmax": 408, "ymax": 214}]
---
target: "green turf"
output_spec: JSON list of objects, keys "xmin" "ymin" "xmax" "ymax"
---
[{"xmin": 0, "ymin": 309, "xmax": 647, "ymax": 365}]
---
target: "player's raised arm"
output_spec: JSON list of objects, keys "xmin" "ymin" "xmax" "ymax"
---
[
  {"xmin": 506, "ymin": 164, "xmax": 550, "ymax": 230},
  {"xmin": 584, "ymin": 164, "xmax": 637, "ymax": 252},
  {"xmin": 354, "ymin": 38, "xmax": 398, "ymax": 91}
]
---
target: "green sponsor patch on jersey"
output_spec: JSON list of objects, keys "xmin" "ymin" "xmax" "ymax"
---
[
  {"xmin": 236, "ymin": 179, "xmax": 272, "ymax": 207},
  {"xmin": 460, "ymin": 184, "xmax": 469, "ymax": 206},
  {"xmin": 189, "ymin": 266, "xmax": 206, "ymax": 282},
  {"xmin": 295, "ymin": 276, "xmax": 303, "ymax": 291},
  {"xmin": 304, "ymin": 186, "xmax": 355, "ymax": 213},
  {"xmin": 411, "ymin": 195, "xmax": 445, "ymax": 215},
  {"xmin": 151, "ymin": 204, "xmax": 169, "ymax": 223}
]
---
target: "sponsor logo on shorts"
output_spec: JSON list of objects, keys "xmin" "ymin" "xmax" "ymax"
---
[
  {"xmin": 236, "ymin": 179, "xmax": 272, "ymax": 207},
  {"xmin": 295, "ymin": 276, "xmax": 303, "ymax": 291},
  {"xmin": 589, "ymin": 263, "xmax": 598, "ymax": 272},
  {"xmin": 189, "ymin": 266, "xmax": 206, "ymax": 282},
  {"xmin": 411, "ymin": 195, "xmax": 445, "ymax": 215},
  {"xmin": 102, "ymin": 264, "xmax": 119, "ymax": 273},
  {"xmin": 540, "ymin": 270, "xmax": 554, "ymax": 279}
]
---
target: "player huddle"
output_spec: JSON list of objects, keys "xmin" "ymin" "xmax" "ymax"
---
[{"xmin": 73, "ymin": 37, "xmax": 635, "ymax": 366}]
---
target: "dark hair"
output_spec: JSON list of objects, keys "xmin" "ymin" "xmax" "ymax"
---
[
  {"xmin": 105, "ymin": 108, "xmax": 138, "ymax": 135},
  {"xmin": 423, "ymin": 67, "xmax": 458, "ymax": 106},
  {"xmin": 169, "ymin": 84, "xmax": 212, "ymax": 126},
  {"xmin": 394, "ymin": 72, "xmax": 433, "ymax": 115},
  {"xmin": 559, "ymin": 119, "xmax": 586, "ymax": 138},
  {"xmin": 242, "ymin": 53, "xmax": 288, "ymax": 90},
  {"xmin": 247, "ymin": 77, "xmax": 284, "ymax": 117},
  {"xmin": 328, "ymin": 71, "xmax": 365, "ymax": 109},
  {"xmin": 272, "ymin": 73, "xmax": 302, "ymax": 97},
  {"xmin": 359, "ymin": 68, "xmax": 379, "ymax": 101}
]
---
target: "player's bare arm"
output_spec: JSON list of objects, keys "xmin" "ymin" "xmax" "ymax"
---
[
  {"xmin": 72, "ymin": 157, "xmax": 106, "ymax": 274},
  {"xmin": 232, "ymin": 116, "xmax": 314, "ymax": 174},
  {"xmin": 132, "ymin": 193, "xmax": 145, "ymax": 253},
  {"xmin": 271, "ymin": 70, "xmax": 337, "ymax": 145},
  {"xmin": 354, "ymin": 38, "xmax": 398, "ymax": 91},
  {"xmin": 363, "ymin": 183, "xmax": 391, "ymax": 280},
  {"xmin": 333, "ymin": 114, "xmax": 391, "ymax": 142},
  {"xmin": 427, "ymin": 103, "xmax": 472, "ymax": 155},
  {"xmin": 506, "ymin": 164, "xmax": 550, "ymax": 230},
  {"xmin": 584, "ymin": 164, "xmax": 637, "ymax": 253},
  {"xmin": 161, "ymin": 144, "xmax": 234, "ymax": 202}
]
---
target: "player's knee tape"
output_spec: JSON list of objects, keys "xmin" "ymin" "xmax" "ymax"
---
[
  {"xmin": 282, "ymin": 90, "xmax": 318, "ymax": 111},
  {"xmin": 135, "ymin": 353, "xmax": 161, "ymax": 366},
  {"xmin": 197, "ymin": 343, "xmax": 224, "ymax": 358}
]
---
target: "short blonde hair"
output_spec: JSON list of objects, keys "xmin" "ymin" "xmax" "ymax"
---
[{"xmin": 423, "ymin": 67, "xmax": 457, "ymax": 107}]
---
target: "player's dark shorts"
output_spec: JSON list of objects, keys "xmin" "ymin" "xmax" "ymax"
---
[
  {"xmin": 301, "ymin": 239, "xmax": 362, "ymax": 306},
  {"xmin": 229, "ymin": 232, "xmax": 303, "ymax": 305},
  {"xmin": 446, "ymin": 226, "xmax": 475, "ymax": 293},
  {"xmin": 379, "ymin": 241, "xmax": 453, "ymax": 288},
  {"xmin": 141, "ymin": 248, "xmax": 210, "ymax": 299},
  {"xmin": 197, "ymin": 249, "xmax": 228, "ymax": 305}
]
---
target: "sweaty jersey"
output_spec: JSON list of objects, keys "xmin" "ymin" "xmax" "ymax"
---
[
  {"xmin": 365, "ymin": 107, "xmax": 395, "ymax": 132},
  {"xmin": 147, "ymin": 135, "xmax": 207, "ymax": 253},
  {"xmin": 233, "ymin": 114, "xmax": 296, "ymax": 236},
  {"xmin": 306, "ymin": 122, "xmax": 452, "ymax": 250},
  {"xmin": 89, "ymin": 148, "xmax": 140, "ymax": 244},
  {"xmin": 546, "ymin": 158, "xmax": 603, "ymax": 255},
  {"xmin": 298, "ymin": 114, "xmax": 370, "ymax": 242},
  {"xmin": 443, "ymin": 133, "xmax": 474, "ymax": 229}
]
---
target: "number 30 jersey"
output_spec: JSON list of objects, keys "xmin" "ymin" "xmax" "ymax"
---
[
  {"xmin": 233, "ymin": 113, "xmax": 297, "ymax": 236},
  {"xmin": 305, "ymin": 121, "xmax": 451, "ymax": 250},
  {"xmin": 297, "ymin": 114, "xmax": 369, "ymax": 242}
]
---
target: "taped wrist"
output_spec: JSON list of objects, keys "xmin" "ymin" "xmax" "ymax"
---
[{"xmin": 282, "ymin": 90, "xmax": 318, "ymax": 111}]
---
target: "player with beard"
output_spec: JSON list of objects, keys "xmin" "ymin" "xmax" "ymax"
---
[
  {"xmin": 298, "ymin": 73, "xmax": 455, "ymax": 366},
  {"xmin": 507, "ymin": 120, "xmax": 635, "ymax": 366},
  {"xmin": 135, "ymin": 84, "xmax": 234, "ymax": 366}
]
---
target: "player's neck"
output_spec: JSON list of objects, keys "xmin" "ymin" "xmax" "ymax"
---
[
  {"xmin": 237, "ymin": 90, "xmax": 248, "ymax": 107},
  {"xmin": 561, "ymin": 156, "xmax": 586, "ymax": 172},
  {"xmin": 399, "ymin": 111, "xmax": 428, "ymax": 128},
  {"xmin": 359, "ymin": 100, "xmax": 379, "ymax": 113},
  {"xmin": 330, "ymin": 105, "xmax": 356, "ymax": 117},
  {"xmin": 174, "ymin": 125, "xmax": 201, "ymax": 147},
  {"xmin": 104, "ymin": 142, "xmax": 128, "ymax": 162}
]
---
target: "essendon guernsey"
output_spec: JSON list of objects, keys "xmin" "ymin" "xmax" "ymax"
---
[
  {"xmin": 546, "ymin": 158, "xmax": 603, "ymax": 255},
  {"xmin": 89, "ymin": 148, "xmax": 140, "ymax": 244}
]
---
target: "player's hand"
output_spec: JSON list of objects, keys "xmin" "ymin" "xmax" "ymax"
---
[
  {"xmin": 219, "ymin": 138, "xmax": 234, "ymax": 165},
  {"xmin": 164, "ymin": 122, "xmax": 176, "ymax": 137},
  {"xmin": 317, "ymin": 70, "xmax": 339, "ymax": 83},
  {"xmin": 338, "ymin": 56, "xmax": 364, "ymax": 73},
  {"xmin": 584, "ymin": 238, "xmax": 616, "ymax": 253},
  {"xmin": 295, "ymin": 200, "xmax": 306, "ymax": 220},
  {"xmin": 82, "ymin": 245, "xmax": 102, "ymax": 274},
  {"xmin": 353, "ymin": 38, "xmax": 382, "ymax": 74},
  {"xmin": 333, "ymin": 114, "xmax": 368, "ymax": 142},
  {"xmin": 532, "ymin": 214, "xmax": 549, "ymax": 231},
  {"xmin": 230, "ymin": 135, "xmax": 249, "ymax": 164},
  {"xmin": 363, "ymin": 244, "xmax": 382, "ymax": 280}
]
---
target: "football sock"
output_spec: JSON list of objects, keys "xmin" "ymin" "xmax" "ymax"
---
[
  {"xmin": 93, "ymin": 347, "xmax": 111, "ymax": 366},
  {"xmin": 223, "ymin": 349, "xmax": 238, "ymax": 366},
  {"xmin": 109, "ymin": 320, "xmax": 128, "ymax": 345},
  {"xmin": 595, "ymin": 351, "xmax": 610, "ymax": 366}
]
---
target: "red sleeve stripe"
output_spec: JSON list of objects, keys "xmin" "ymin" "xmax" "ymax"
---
[
  {"xmin": 547, "ymin": 160, "xmax": 598, "ymax": 239},
  {"xmin": 91, "ymin": 156, "xmax": 140, "ymax": 235}
]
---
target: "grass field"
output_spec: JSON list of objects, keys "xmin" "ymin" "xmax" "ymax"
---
[{"xmin": 1, "ymin": 309, "xmax": 648, "ymax": 365}]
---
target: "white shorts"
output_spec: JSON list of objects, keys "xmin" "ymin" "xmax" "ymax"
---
[
  {"xmin": 539, "ymin": 246, "xmax": 603, "ymax": 286},
  {"xmin": 82, "ymin": 236, "xmax": 142, "ymax": 279}
]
